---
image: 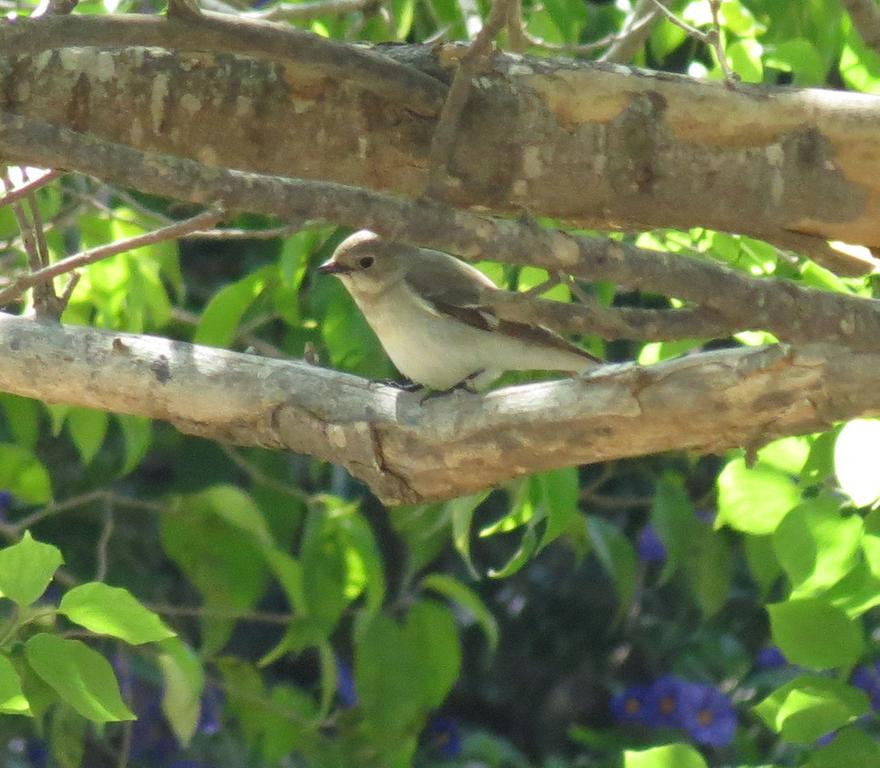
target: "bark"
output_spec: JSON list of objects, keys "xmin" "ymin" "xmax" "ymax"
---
[
  {"xmin": 4, "ymin": 111, "xmax": 880, "ymax": 353},
  {"xmin": 2, "ymin": 14, "xmax": 880, "ymax": 266},
  {"xmin": 0, "ymin": 311, "xmax": 876, "ymax": 505}
]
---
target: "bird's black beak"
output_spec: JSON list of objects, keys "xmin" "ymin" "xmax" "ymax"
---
[{"xmin": 317, "ymin": 259, "xmax": 351, "ymax": 275}]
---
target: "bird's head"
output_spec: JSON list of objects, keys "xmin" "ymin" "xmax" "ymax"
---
[{"xmin": 317, "ymin": 230, "xmax": 406, "ymax": 296}]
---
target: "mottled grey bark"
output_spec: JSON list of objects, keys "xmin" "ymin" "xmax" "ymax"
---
[
  {"xmin": 1, "ymin": 14, "xmax": 880, "ymax": 268},
  {"xmin": 0, "ymin": 312, "xmax": 876, "ymax": 504}
]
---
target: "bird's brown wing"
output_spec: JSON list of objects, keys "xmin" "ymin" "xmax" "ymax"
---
[{"xmin": 403, "ymin": 251, "xmax": 602, "ymax": 364}]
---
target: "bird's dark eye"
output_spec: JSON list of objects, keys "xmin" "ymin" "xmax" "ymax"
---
[{"xmin": 359, "ymin": 256, "xmax": 374, "ymax": 269}]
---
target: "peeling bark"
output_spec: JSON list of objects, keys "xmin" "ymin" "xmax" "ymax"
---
[
  {"xmin": 0, "ymin": 312, "xmax": 877, "ymax": 504},
  {"xmin": 2, "ymin": 14, "xmax": 880, "ymax": 258}
]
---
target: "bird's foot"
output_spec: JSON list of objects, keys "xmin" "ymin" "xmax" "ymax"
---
[
  {"xmin": 418, "ymin": 370, "xmax": 483, "ymax": 404},
  {"xmin": 372, "ymin": 378, "xmax": 424, "ymax": 392}
]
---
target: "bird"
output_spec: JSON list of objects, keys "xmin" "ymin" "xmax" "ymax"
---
[{"xmin": 317, "ymin": 230, "xmax": 601, "ymax": 392}]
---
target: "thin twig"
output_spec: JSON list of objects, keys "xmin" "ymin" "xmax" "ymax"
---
[
  {"xmin": 506, "ymin": 0, "xmax": 526, "ymax": 53},
  {"xmin": 244, "ymin": 0, "xmax": 379, "ymax": 21},
  {"xmin": 94, "ymin": 507, "xmax": 114, "ymax": 582},
  {"xmin": 9, "ymin": 490, "xmax": 165, "ymax": 534},
  {"xmin": 0, "ymin": 208, "xmax": 224, "ymax": 306},
  {"xmin": 527, "ymin": 7, "xmax": 659, "ymax": 56},
  {"xmin": 0, "ymin": 169, "xmax": 61, "ymax": 208},
  {"xmin": 424, "ymin": 0, "xmax": 514, "ymax": 196},
  {"xmin": 146, "ymin": 602, "xmax": 294, "ymax": 624},
  {"xmin": 708, "ymin": 0, "xmax": 735, "ymax": 85},
  {"xmin": 600, "ymin": 0, "xmax": 665, "ymax": 62}
]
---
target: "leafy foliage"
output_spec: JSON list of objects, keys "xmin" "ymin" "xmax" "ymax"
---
[{"xmin": 1, "ymin": 0, "xmax": 880, "ymax": 766}]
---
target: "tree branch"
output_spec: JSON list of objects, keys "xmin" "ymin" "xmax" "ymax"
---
[
  {"xmin": 425, "ymin": 0, "xmax": 512, "ymax": 195},
  {"xmin": 4, "ymin": 19, "xmax": 880, "ymax": 265},
  {"xmin": 0, "ymin": 311, "xmax": 877, "ymax": 504},
  {"xmin": 0, "ymin": 207, "xmax": 223, "ymax": 306},
  {"xmin": 2, "ymin": 110, "xmax": 878, "ymax": 351},
  {"xmin": 842, "ymin": 0, "xmax": 880, "ymax": 52},
  {"xmin": 0, "ymin": 12, "xmax": 447, "ymax": 116}
]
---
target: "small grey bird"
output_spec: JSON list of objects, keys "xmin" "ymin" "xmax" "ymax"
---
[{"xmin": 317, "ymin": 230, "xmax": 600, "ymax": 391}]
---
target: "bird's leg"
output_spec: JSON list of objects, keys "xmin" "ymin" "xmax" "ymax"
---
[{"xmin": 418, "ymin": 369, "xmax": 484, "ymax": 404}]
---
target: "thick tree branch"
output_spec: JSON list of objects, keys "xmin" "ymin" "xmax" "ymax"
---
[
  {"xmin": 2, "ymin": 110, "xmax": 878, "ymax": 350},
  {"xmin": 0, "ymin": 13, "xmax": 447, "ymax": 116},
  {"xmin": 3, "ymin": 17, "xmax": 880, "ymax": 266},
  {"xmin": 0, "ymin": 311, "xmax": 877, "ymax": 504}
]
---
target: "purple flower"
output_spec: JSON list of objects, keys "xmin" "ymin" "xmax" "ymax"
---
[
  {"xmin": 850, "ymin": 661, "xmax": 880, "ymax": 710},
  {"xmin": 678, "ymin": 683, "xmax": 737, "ymax": 747},
  {"xmin": 644, "ymin": 676, "xmax": 689, "ymax": 728},
  {"xmin": 427, "ymin": 716, "xmax": 462, "ymax": 758},
  {"xmin": 0, "ymin": 491, "xmax": 12, "ymax": 519},
  {"xmin": 816, "ymin": 731, "xmax": 837, "ymax": 747},
  {"xmin": 695, "ymin": 508, "xmax": 716, "ymax": 526},
  {"xmin": 197, "ymin": 684, "xmax": 223, "ymax": 736},
  {"xmin": 637, "ymin": 524, "xmax": 667, "ymax": 564},
  {"xmin": 336, "ymin": 657, "xmax": 357, "ymax": 709},
  {"xmin": 755, "ymin": 646, "xmax": 787, "ymax": 671},
  {"xmin": 610, "ymin": 684, "xmax": 651, "ymax": 725}
]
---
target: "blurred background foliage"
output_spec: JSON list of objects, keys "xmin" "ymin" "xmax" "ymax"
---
[{"xmin": 2, "ymin": 0, "xmax": 880, "ymax": 767}]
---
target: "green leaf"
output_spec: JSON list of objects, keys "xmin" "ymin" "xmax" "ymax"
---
[
  {"xmin": 450, "ymin": 492, "xmax": 488, "ymax": 576},
  {"xmin": 66, "ymin": 407, "xmax": 108, "ymax": 466},
  {"xmin": 262, "ymin": 683, "xmax": 318, "ymax": 763},
  {"xmin": 157, "ymin": 637, "xmax": 205, "ymax": 748},
  {"xmin": 161, "ymin": 492, "xmax": 269, "ymax": 655},
  {"xmin": 685, "ymin": 527, "xmax": 731, "ymax": 616},
  {"xmin": 764, "ymin": 37, "xmax": 826, "ymax": 87},
  {"xmin": 337, "ymin": 512, "xmax": 385, "ymax": 618},
  {"xmin": 725, "ymin": 39, "xmax": 763, "ymax": 83},
  {"xmin": 650, "ymin": 473, "xmax": 696, "ymax": 582},
  {"xmin": 759, "ymin": 436, "xmax": 812, "ymax": 475},
  {"xmin": 754, "ymin": 675, "xmax": 869, "ymax": 744},
  {"xmin": 767, "ymin": 598, "xmax": 863, "ymax": 669},
  {"xmin": 1, "ymin": 394, "xmax": 40, "ymax": 450},
  {"xmin": 0, "ymin": 444, "xmax": 52, "ymax": 504},
  {"xmin": 49, "ymin": 705, "xmax": 86, "ymax": 768},
  {"xmin": 405, "ymin": 600, "xmax": 461, "ymax": 709},
  {"xmin": 59, "ymin": 582, "xmax": 174, "ymax": 644},
  {"xmin": 0, "ymin": 532, "xmax": 63, "ymax": 606},
  {"xmin": 0, "ymin": 654, "xmax": 30, "ymax": 715},
  {"xmin": 488, "ymin": 526, "xmax": 538, "ymax": 579},
  {"xmin": 716, "ymin": 457, "xmax": 800, "ymax": 534},
  {"xmin": 195, "ymin": 265, "xmax": 274, "ymax": 348},
  {"xmin": 199, "ymin": 485, "xmax": 274, "ymax": 547},
  {"xmin": 421, "ymin": 573, "xmax": 498, "ymax": 654},
  {"xmin": 116, "ymin": 415, "xmax": 152, "ymax": 476},
  {"xmin": 773, "ymin": 496, "xmax": 863, "ymax": 597},
  {"xmin": 356, "ymin": 601, "xmax": 461, "ymax": 746},
  {"xmin": 841, "ymin": 27, "xmax": 880, "ymax": 93},
  {"xmin": 806, "ymin": 727, "xmax": 880, "ymax": 768},
  {"xmin": 744, "ymin": 534, "xmax": 782, "ymax": 596},
  {"xmin": 534, "ymin": 467, "xmax": 579, "ymax": 552},
  {"xmin": 835, "ymin": 419, "xmax": 880, "ymax": 507},
  {"xmin": 25, "ymin": 634, "xmax": 135, "ymax": 722},
  {"xmin": 624, "ymin": 743, "xmax": 708, "ymax": 768},
  {"xmin": 587, "ymin": 517, "xmax": 636, "ymax": 617}
]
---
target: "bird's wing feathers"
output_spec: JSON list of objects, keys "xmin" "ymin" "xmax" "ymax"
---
[{"xmin": 403, "ymin": 251, "xmax": 601, "ymax": 364}]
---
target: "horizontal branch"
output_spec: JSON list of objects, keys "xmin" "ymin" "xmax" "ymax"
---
[
  {"xmin": 4, "ymin": 16, "xmax": 880, "ymax": 263},
  {"xmin": 3, "ymin": 110, "xmax": 879, "ymax": 350},
  {"xmin": 0, "ymin": 12, "xmax": 447, "ymax": 116},
  {"xmin": 0, "ymin": 311, "xmax": 878, "ymax": 504}
]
